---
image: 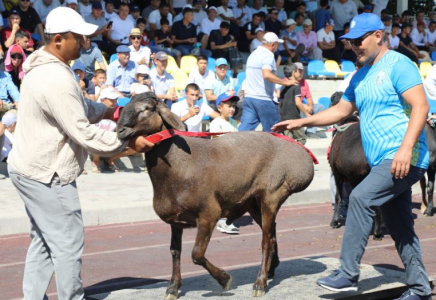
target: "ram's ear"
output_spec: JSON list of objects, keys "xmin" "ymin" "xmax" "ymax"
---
[
  {"xmin": 155, "ymin": 100, "xmax": 186, "ymax": 131},
  {"xmin": 116, "ymin": 101, "xmax": 137, "ymax": 140},
  {"xmin": 117, "ymin": 127, "xmax": 137, "ymax": 141}
]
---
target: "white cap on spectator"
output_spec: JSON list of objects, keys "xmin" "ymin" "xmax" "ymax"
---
[
  {"xmin": 45, "ymin": 7, "xmax": 98, "ymax": 35},
  {"xmin": 262, "ymin": 32, "xmax": 283, "ymax": 44},
  {"xmin": 303, "ymin": 18, "xmax": 312, "ymax": 26},
  {"xmin": 255, "ymin": 27, "xmax": 264, "ymax": 33},
  {"xmin": 2, "ymin": 112, "xmax": 17, "ymax": 127},
  {"xmin": 294, "ymin": 62, "xmax": 304, "ymax": 70},
  {"xmin": 286, "ymin": 19, "xmax": 296, "ymax": 26},
  {"xmin": 136, "ymin": 65, "xmax": 150, "ymax": 75},
  {"xmin": 66, "ymin": 0, "xmax": 78, "ymax": 4},
  {"xmin": 208, "ymin": 6, "xmax": 217, "ymax": 12},
  {"xmin": 98, "ymin": 87, "xmax": 119, "ymax": 102}
]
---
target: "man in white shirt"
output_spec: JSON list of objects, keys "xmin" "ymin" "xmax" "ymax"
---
[
  {"xmin": 250, "ymin": 27, "xmax": 264, "ymax": 52},
  {"xmin": 0, "ymin": 111, "xmax": 16, "ymax": 162},
  {"xmin": 193, "ymin": 0, "xmax": 207, "ymax": 26},
  {"xmin": 388, "ymin": 23, "xmax": 400, "ymax": 50},
  {"xmin": 250, "ymin": 0, "xmax": 267, "ymax": 15},
  {"xmin": 150, "ymin": 51, "xmax": 178, "ymax": 109},
  {"xmin": 424, "ymin": 63, "xmax": 436, "ymax": 101},
  {"xmin": 187, "ymin": 54, "xmax": 215, "ymax": 98},
  {"xmin": 171, "ymin": 83, "xmax": 219, "ymax": 131},
  {"xmin": 411, "ymin": 20, "xmax": 429, "ymax": 50},
  {"xmin": 105, "ymin": 3, "xmax": 134, "ymax": 46},
  {"xmin": 128, "ymin": 28, "xmax": 152, "ymax": 67},
  {"xmin": 199, "ymin": 7, "xmax": 221, "ymax": 49},
  {"xmin": 147, "ymin": 2, "xmax": 173, "ymax": 32},
  {"xmin": 426, "ymin": 21, "xmax": 436, "ymax": 55},
  {"xmin": 371, "ymin": 0, "xmax": 388, "ymax": 17},
  {"xmin": 232, "ymin": 0, "xmax": 251, "ymax": 28},
  {"xmin": 104, "ymin": 0, "xmax": 117, "ymax": 22},
  {"xmin": 78, "ymin": 0, "xmax": 92, "ymax": 17},
  {"xmin": 33, "ymin": 0, "xmax": 60, "ymax": 24},
  {"xmin": 275, "ymin": 0, "xmax": 286, "ymax": 28}
]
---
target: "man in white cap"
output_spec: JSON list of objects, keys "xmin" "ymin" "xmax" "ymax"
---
[
  {"xmin": 8, "ymin": 7, "xmax": 154, "ymax": 300},
  {"xmin": 239, "ymin": 32, "xmax": 296, "ymax": 131},
  {"xmin": 273, "ymin": 13, "xmax": 431, "ymax": 300}
]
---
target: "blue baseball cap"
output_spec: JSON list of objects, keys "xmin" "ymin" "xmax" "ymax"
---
[
  {"xmin": 92, "ymin": 2, "xmax": 102, "ymax": 9},
  {"xmin": 216, "ymin": 92, "xmax": 239, "ymax": 107},
  {"xmin": 339, "ymin": 13, "xmax": 384, "ymax": 40},
  {"xmin": 72, "ymin": 61, "xmax": 86, "ymax": 72},
  {"xmin": 116, "ymin": 45, "xmax": 131, "ymax": 53},
  {"xmin": 215, "ymin": 58, "xmax": 228, "ymax": 67}
]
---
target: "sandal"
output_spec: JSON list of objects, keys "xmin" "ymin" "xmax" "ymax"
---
[
  {"xmin": 91, "ymin": 164, "xmax": 101, "ymax": 173},
  {"xmin": 104, "ymin": 159, "xmax": 119, "ymax": 172}
]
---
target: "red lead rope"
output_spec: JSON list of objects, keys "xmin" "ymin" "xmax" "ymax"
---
[{"xmin": 144, "ymin": 129, "xmax": 319, "ymax": 164}]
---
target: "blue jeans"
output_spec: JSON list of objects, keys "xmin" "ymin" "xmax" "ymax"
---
[
  {"xmin": 175, "ymin": 45, "xmax": 212, "ymax": 57},
  {"xmin": 300, "ymin": 103, "xmax": 325, "ymax": 134},
  {"xmin": 338, "ymin": 159, "xmax": 431, "ymax": 296},
  {"xmin": 239, "ymin": 97, "xmax": 279, "ymax": 132}
]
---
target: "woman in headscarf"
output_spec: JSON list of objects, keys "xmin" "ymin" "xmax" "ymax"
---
[{"xmin": 5, "ymin": 44, "xmax": 27, "ymax": 90}]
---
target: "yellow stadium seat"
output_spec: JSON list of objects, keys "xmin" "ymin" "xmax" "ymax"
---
[
  {"xmin": 171, "ymin": 69, "xmax": 189, "ymax": 96},
  {"xmin": 180, "ymin": 55, "xmax": 198, "ymax": 75},
  {"xmin": 420, "ymin": 61, "xmax": 432, "ymax": 78},
  {"xmin": 166, "ymin": 55, "xmax": 180, "ymax": 74},
  {"xmin": 324, "ymin": 60, "xmax": 348, "ymax": 77},
  {"xmin": 95, "ymin": 55, "xmax": 108, "ymax": 71}
]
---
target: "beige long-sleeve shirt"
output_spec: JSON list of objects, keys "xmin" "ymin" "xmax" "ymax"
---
[{"xmin": 9, "ymin": 48, "xmax": 128, "ymax": 185}]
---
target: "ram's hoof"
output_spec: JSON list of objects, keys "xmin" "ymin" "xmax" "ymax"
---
[
  {"xmin": 223, "ymin": 276, "xmax": 232, "ymax": 290},
  {"xmin": 165, "ymin": 293, "xmax": 178, "ymax": 300},
  {"xmin": 252, "ymin": 289, "xmax": 266, "ymax": 297}
]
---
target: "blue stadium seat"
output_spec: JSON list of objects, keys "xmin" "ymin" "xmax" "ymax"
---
[
  {"xmin": 207, "ymin": 57, "xmax": 216, "ymax": 71},
  {"xmin": 31, "ymin": 33, "xmax": 40, "ymax": 42},
  {"xmin": 110, "ymin": 53, "xmax": 117, "ymax": 63},
  {"xmin": 432, "ymin": 52, "xmax": 436, "ymax": 61},
  {"xmin": 307, "ymin": 60, "xmax": 335, "ymax": 77},
  {"xmin": 318, "ymin": 97, "xmax": 331, "ymax": 109},
  {"xmin": 226, "ymin": 69, "xmax": 233, "ymax": 78},
  {"xmin": 117, "ymin": 97, "xmax": 131, "ymax": 107},
  {"xmin": 429, "ymin": 99, "xmax": 436, "ymax": 113},
  {"xmin": 341, "ymin": 60, "xmax": 355, "ymax": 73},
  {"xmin": 234, "ymin": 71, "xmax": 246, "ymax": 92}
]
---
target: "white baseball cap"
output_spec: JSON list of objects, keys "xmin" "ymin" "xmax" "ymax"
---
[
  {"xmin": 136, "ymin": 65, "xmax": 150, "ymax": 75},
  {"xmin": 98, "ymin": 87, "xmax": 119, "ymax": 102},
  {"xmin": 262, "ymin": 32, "xmax": 283, "ymax": 44},
  {"xmin": 66, "ymin": 0, "xmax": 78, "ymax": 4},
  {"xmin": 286, "ymin": 18, "xmax": 296, "ymax": 26},
  {"xmin": 45, "ymin": 7, "xmax": 98, "ymax": 35},
  {"xmin": 255, "ymin": 27, "xmax": 265, "ymax": 33}
]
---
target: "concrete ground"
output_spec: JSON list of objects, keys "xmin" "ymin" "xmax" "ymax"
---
[{"xmin": 0, "ymin": 130, "xmax": 422, "ymax": 236}]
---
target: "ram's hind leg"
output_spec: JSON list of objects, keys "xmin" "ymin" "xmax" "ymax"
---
[
  {"xmin": 192, "ymin": 212, "xmax": 232, "ymax": 290},
  {"xmin": 165, "ymin": 224, "xmax": 183, "ymax": 300}
]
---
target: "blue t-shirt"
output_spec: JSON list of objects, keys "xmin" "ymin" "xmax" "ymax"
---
[{"xmin": 343, "ymin": 50, "xmax": 429, "ymax": 169}]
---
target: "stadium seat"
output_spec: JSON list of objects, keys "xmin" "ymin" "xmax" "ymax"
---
[
  {"xmin": 307, "ymin": 60, "xmax": 335, "ymax": 77},
  {"xmin": 207, "ymin": 57, "xmax": 216, "ymax": 71},
  {"xmin": 432, "ymin": 52, "xmax": 436, "ymax": 61},
  {"xmin": 324, "ymin": 60, "xmax": 348, "ymax": 77},
  {"xmin": 166, "ymin": 55, "xmax": 180, "ymax": 74},
  {"xmin": 31, "ymin": 33, "xmax": 40, "ymax": 42},
  {"xmin": 341, "ymin": 60, "xmax": 355, "ymax": 73},
  {"xmin": 420, "ymin": 62, "xmax": 432, "ymax": 78},
  {"xmin": 429, "ymin": 99, "xmax": 436, "ymax": 113},
  {"xmin": 318, "ymin": 97, "xmax": 331, "ymax": 109},
  {"xmin": 110, "ymin": 53, "xmax": 117, "ymax": 63},
  {"xmin": 117, "ymin": 97, "xmax": 131, "ymax": 107},
  {"xmin": 180, "ymin": 55, "xmax": 198, "ymax": 75},
  {"xmin": 226, "ymin": 69, "xmax": 233, "ymax": 78},
  {"xmin": 171, "ymin": 69, "xmax": 189, "ymax": 94},
  {"xmin": 95, "ymin": 56, "xmax": 109, "ymax": 70},
  {"xmin": 234, "ymin": 71, "xmax": 246, "ymax": 92}
]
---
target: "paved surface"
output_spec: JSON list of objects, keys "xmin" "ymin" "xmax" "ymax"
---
[
  {"xmin": 2, "ymin": 201, "xmax": 436, "ymax": 300},
  {"xmin": 0, "ymin": 131, "xmax": 338, "ymax": 236}
]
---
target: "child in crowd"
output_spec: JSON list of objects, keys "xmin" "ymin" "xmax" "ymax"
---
[
  {"xmin": 93, "ymin": 68, "xmax": 107, "ymax": 98},
  {"xmin": 0, "ymin": 111, "xmax": 17, "ymax": 162},
  {"xmin": 153, "ymin": 17, "xmax": 182, "ymax": 67},
  {"xmin": 209, "ymin": 92, "xmax": 240, "ymax": 234},
  {"xmin": 250, "ymin": 27, "xmax": 265, "ymax": 52},
  {"xmin": 72, "ymin": 61, "xmax": 96, "ymax": 101},
  {"xmin": 136, "ymin": 18, "xmax": 150, "ymax": 46},
  {"xmin": 130, "ymin": 65, "xmax": 153, "ymax": 96},
  {"xmin": 279, "ymin": 62, "xmax": 308, "ymax": 145}
]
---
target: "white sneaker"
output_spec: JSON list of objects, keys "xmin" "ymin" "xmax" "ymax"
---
[
  {"xmin": 217, "ymin": 219, "xmax": 239, "ymax": 234},
  {"xmin": 0, "ymin": 174, "xmax": 5, "ymax": 180}
]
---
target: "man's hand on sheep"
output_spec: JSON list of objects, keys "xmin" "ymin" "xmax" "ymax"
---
[
  {"xmin": 128, "ymin": 136, "xmax": 155, "ymax": 152},
  {"xmin": 271, "ymin": 118, "xmax": 306, "ymax": 132}
]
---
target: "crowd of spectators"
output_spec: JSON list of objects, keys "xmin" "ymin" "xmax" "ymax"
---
[{"xmin": 2, "ymin": 0, "xmax": 436, "ymax": 174}]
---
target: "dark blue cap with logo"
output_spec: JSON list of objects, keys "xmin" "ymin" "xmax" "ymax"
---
[
  {"xmin": 339, "ymin": 13, "xmax": 384, "ymax": 40},
  {"xmin": 9, "ymin": 8, "xmax": 21, "ymax": 17}
]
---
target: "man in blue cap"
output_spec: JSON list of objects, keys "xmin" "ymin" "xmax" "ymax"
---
[
  {"xmin": 204, "ymin": 57, "xmax": 235, "ymax": 111},
  {"xmin": 106, "ymin": 45, "xmax": 137, "ymax": 95},
  {"xmin": 273, "ymin": 13, "xmax": 432, "ymax": 300}
]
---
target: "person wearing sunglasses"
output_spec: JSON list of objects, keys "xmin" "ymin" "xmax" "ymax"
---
[
  {"xmin": 273, "ymin": 13, "xmax": 432, "ymax": 300},
  {"xmin": 264, "ymin": 8, "xmax": 281, "ymax": 36},
  {"xmin": 5, "ymin": 44, "xmax": 26, "ymax": 91},
  {"xmin": 128, "ymin": 28, "xmax": 153, "ymax": 67}
]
